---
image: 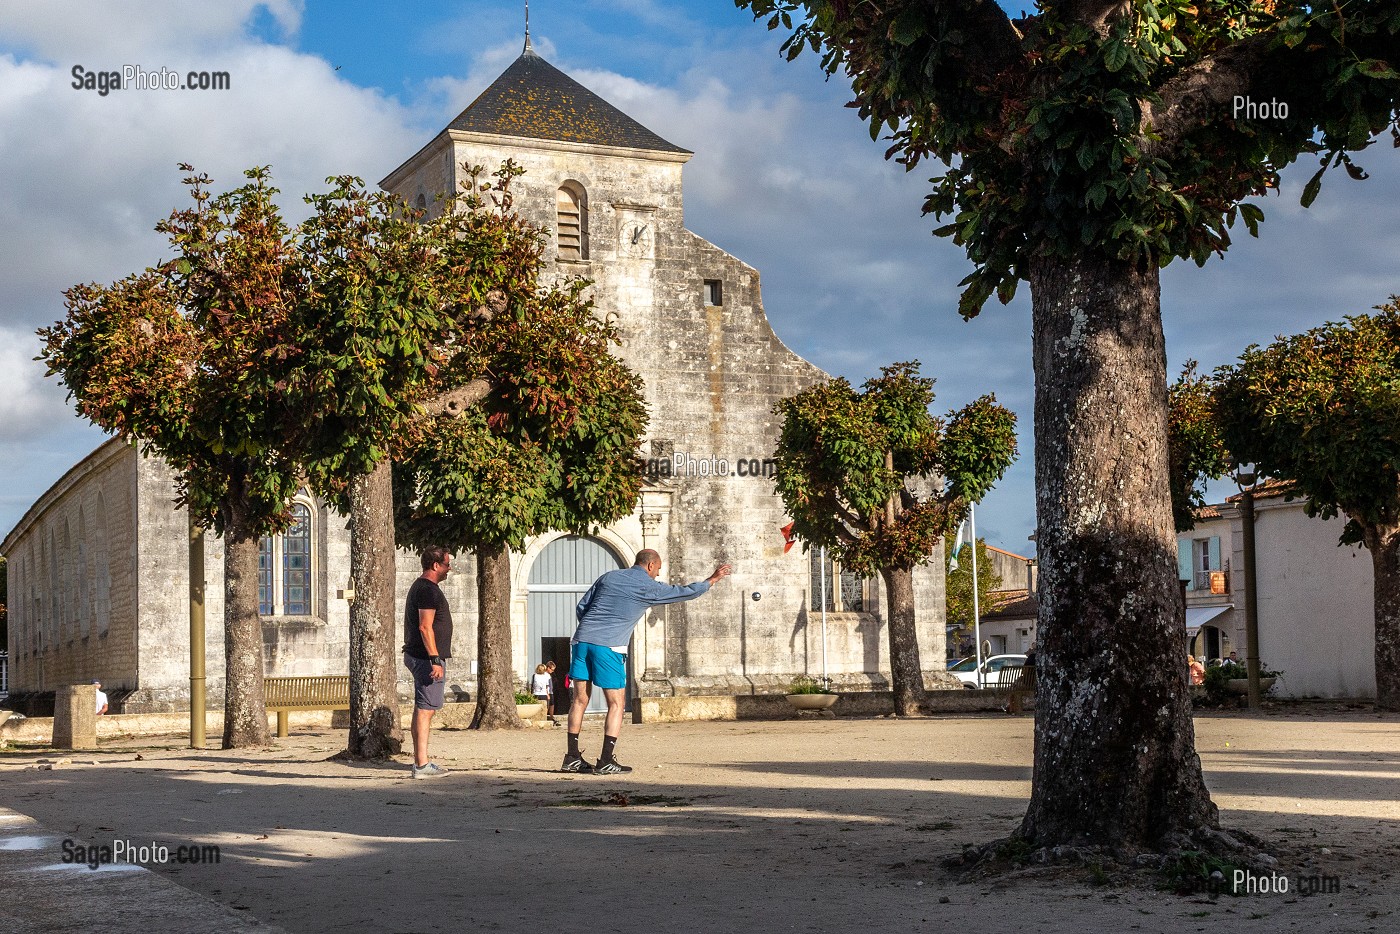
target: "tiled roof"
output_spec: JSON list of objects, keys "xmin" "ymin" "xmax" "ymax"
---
[
  {"xmin": 446, "ymin": 46, "xmax": 690, "ymax": 154},
  {"xmin": 982, "ymin": 589, "xmax": 1039, "ymax": 621},
  {"xmin": 1224, "ymin": 477, "xmax": 1301, "ymax": 504},
  {"xmin": 985, "ymin": 545, "xmax": 1032, "ymax": 562}
]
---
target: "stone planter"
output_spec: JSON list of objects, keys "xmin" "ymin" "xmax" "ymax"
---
[
  {"xmin": 1224, "ymin": 677, "xmax": 1275, "ymax": 696},
  {"xmin": 784, "ymin": 693, "xmax": 839, "ymax": 711},
  {"xmin": 515, "ymin": 703, "xmax": 544, "ymax": 719}
]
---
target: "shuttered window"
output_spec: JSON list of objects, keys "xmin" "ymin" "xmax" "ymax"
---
[{"xmin": 556, "ymin": 183, "xmax": 586, "ymax": 260}]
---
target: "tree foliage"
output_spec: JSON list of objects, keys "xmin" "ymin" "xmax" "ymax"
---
[
  {"xmin": 1168, "ymin": 360, "xmax": 1231, "ymax": 531},
  {"xmin": 1213, "ymin": 297, "xmax": 1400, "ymax": 710},
  {"xmin": 774, "ymin": 362, "xmax": 1018, "ymax": 573},
  {"xmin": 1213, "ymin": 298, "xmax": 1400, "ymax": 545},
  {"xmin": 391, "ymin": 179, "xmax": 649, "ymax": 552},
  {"xmin": 43, "ymin": 167, "xmax": 304, "ymax": 537},
  {"xmin": 944, "ymin": 538, "xmax": 1005, "ymax": 634},
  {"xmin": 741, "ymin": 0, "xmax": 1400, "ymax": 316}
]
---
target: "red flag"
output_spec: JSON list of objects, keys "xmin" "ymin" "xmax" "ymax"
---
[{"xmin": 779, "ymin": 521, "xmax": 797, "ymax": 554}]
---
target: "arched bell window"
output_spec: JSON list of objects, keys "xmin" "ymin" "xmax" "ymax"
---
[{"xmin": 556, "ymin": 182, "xmax": 588, "ymax": 260}]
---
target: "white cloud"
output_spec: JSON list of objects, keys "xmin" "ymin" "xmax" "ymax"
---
[
  {"xmin": 0, "ymin": 327, "xmax": 77, "ymax": 442},
  {"xmin": 0, "ymin": 0, "xmax": 301, "ymax": 61}
]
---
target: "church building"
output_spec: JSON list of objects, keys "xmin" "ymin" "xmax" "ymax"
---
[{"xmin": 1, "ymin": 40, "xmax": 947, "ymax": 715}]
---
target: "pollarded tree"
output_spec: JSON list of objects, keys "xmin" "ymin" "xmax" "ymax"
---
[
  {"xmin": 774, "ymin": 362, "xmax": 1017, "ymax": 716},
  {"xmin": 41, "ymin": 168, "xmax": 306, "ymax": 748},
  {"xmin": 286, "ymin": 173, "xmax": 502, "ymax": 759},
  {"xmin": 741, "ymin": 0, "xmax": 1399, "ymax": 849},
  {"xmin": 394, "ymin": 206, "xmax": 649, "ymax": 730},
  {"xmin": 1213, "ymin": 299, "xmax": 1400, "ymax": 710}
]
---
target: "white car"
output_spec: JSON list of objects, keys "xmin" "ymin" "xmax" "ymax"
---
[{"xmin": 949, "ymin": 654, "xmax": 1027, "ymax": 689}]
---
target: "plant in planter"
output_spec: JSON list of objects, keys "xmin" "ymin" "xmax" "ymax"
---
[
  {"xmin": 785, "ymin": 676, "xmax": 838, "ymax": 710},
  {"xmin": 514, "ymin": 691, "xmax": 545, "ymax": 719},
  {"xmin": 1202, "ymin": 661, "xmax": 1282, "ymax": 704}
]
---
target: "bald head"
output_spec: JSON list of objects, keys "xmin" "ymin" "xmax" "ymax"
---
[{"xmin": 635, "ymin": 549, "xmax": 661, "ymax": 578}]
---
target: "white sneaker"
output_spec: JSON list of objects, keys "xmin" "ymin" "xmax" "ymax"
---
[{"xmin": 411, "ymin": 762, "xmax": 448, "ymax": 779}]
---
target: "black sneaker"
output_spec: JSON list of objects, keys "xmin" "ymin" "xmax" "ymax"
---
[
  {"xmin": 594, "ymin": 758, "xmax": 632, "ymax": 775},
  {"xmin": 560, "ymin": 754, "xmax": 594, "ymax": 773}
]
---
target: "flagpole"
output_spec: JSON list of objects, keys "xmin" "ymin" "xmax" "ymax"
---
[
  {"xmin": 971, "ymin": 502, "xmax": 983, "ymax": 687},
  {"xmin": 819, "ymin": 545, "xmax": 829, "ymax": 688}
]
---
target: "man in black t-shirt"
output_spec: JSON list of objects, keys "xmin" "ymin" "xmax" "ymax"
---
[{"xmin": 403, "ymin": 546, "xmax": 454, "ymax": 778}]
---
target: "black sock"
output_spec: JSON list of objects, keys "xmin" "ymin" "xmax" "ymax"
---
[
  {"xmin": 601, "ymin": 734, "xmax": 618, "ymax": 763},
  {"xmin": 568, "ymin": 732, "xmax": 580, "ymax": 757}
]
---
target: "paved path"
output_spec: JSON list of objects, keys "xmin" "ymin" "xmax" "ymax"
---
[{"xmin": 0, "ymin": 801, "xmax": 284, "ymax": 933}]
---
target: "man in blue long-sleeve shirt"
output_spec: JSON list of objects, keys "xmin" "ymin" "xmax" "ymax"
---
[{"xmin": 562, "ymin": 549, "xmax": 731, "ymax": 774}]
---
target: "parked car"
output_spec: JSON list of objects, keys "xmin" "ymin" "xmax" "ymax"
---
[
  {"xmin": 947, "ymin": 657, "xmax": 971, "ymax": 670},
  {"xmin": 950, "ymin": 654, "xmax": 1027, "ymax": 689}
]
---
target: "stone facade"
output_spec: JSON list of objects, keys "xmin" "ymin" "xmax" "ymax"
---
[{"xmin": 1, "ymin": 43, "xmax": 950, "ymax": 712}]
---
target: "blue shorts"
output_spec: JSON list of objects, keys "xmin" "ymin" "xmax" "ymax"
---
[
  {"xmin": 404, "ymin": 653, "xmax": 446, "ymax": 711},
  {"xmin": 569, "ymin": 642, "xmax": 627, "ymax": 690}
]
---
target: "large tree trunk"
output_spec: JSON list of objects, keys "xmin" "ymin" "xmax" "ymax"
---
[
  {"xmin": 470, "ymin": 542, "xmax": 523, "ymax": 730},
  {"xmin": 345, "ymin": 460, "xmax": 404, "ymax": 758},
  {"xmin": 221, "ymin": 503, "xmax": 270, "ymax": 748},
  {"xmin": 879, "ymin": 564, "xmax": 925, "ymax": 716},
  {"xmin": 1363, "ymin": 524, "xmax": 1400, "ymax": 711},
  {"xmin": 1022, "ymin": 251, "xmax": 1217, "ymax": 847}
]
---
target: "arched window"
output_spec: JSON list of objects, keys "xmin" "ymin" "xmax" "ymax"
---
[
  {"xmin": 556, "ymin": 182, "xmax": 587, "ymax": 260},
  {"xmin": 94, "ymin": 492, "xmax": 110, "ymax": 635},
  {"xmin": 259, "ymin": 500, "xmax": 315, "ymax": 616},
  {"xmin": 416, "ymin": 193, "xmax": 426, "ymax": 210},
  {"xmin": 78, "ymin": 506, "xmax": 90, "ymax": 638}
]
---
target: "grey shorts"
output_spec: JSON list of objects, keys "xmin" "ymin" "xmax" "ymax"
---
[{"xmin": 404, "ymin": 653, "xmax": 446, "ymax": 711}]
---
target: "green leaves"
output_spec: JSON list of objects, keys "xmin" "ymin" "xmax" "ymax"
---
[
  {"xmin": 1103, "ymin": 38, "xmax": 1131, "ymax": 74},
  {"xmin": 1213, "ymin": 299, "xmax": 1400, "ymax": 539},
  {"xmin": 740, "ymin": 0, "xmax": 1400, "ymax": 319},
  {"xmin": 1167, "ymin": 360, "xmax": 1231, "ymax": 533},
  {"xmin": 772, "ymin": 360, "xmax": 1016, "ymax": 576}
]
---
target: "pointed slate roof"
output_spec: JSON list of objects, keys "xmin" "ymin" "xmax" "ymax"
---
[{"xmin": 447, "ymin": 46, "xmax": 690, "ymax": 155}]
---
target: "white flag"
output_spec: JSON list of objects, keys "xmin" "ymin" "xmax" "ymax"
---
[{"xmin": 948, "ymin": 518, "xmax": 969, "ymax": 572}]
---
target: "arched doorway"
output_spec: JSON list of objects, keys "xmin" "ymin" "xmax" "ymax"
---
[{"xmin": 527, "ymin": 535, "xmax": 626, "ymax": 714}]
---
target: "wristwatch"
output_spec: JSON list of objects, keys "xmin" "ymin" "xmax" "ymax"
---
[{"xmin": 429, "ymin": 656, "xmax": 444, "ymax": 666}]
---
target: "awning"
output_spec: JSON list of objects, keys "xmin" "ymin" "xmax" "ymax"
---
[{"xmin": 1185, "ymin": 605, "xmax": 1233, "ymax": 637}]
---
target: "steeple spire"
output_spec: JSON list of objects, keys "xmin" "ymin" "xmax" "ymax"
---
[{"xmin": 524, "ymin": 1, "xmax": 532, "ymax": 52}]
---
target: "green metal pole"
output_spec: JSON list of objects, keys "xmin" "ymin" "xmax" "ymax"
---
[{"xmin": 190, "ymin": 513, "xmax": 206, "ymax": 749}]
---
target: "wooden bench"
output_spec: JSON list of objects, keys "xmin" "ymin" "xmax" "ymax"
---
[
  {"xmin": 995, "ymin": 664, "xmax": 1037, "ymax": 713},
  {"xmin": 264, "ymin": 676, "xmax": 350, "ymax": 737}
]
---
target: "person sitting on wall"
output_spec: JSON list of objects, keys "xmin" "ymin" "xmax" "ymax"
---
[{"xmin": 93, "ymin": 680, "xmax": 108, "ymax": 716}]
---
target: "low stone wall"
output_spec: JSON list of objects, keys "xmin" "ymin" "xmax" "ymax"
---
[{"xmin": 638, "ymin": 687, "xmax": 1012, "ymax": 723}]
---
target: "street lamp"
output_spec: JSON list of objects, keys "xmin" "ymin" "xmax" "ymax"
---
[{"xmin": 1233, "ymin": 460, "xmax": 1263, "ymax": 709}]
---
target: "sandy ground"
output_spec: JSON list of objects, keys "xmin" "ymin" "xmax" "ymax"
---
[{"xmin": 1, "ymin": 708, "xmax": 1397, "ymax": 934}]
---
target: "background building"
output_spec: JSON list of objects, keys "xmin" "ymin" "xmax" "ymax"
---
[
  {"xmin": 1178, "ymin": 482, "xmax": 1375, "ymax": 699},
  {"xmin": 1, "ymin": 42, "xmax": 950, "ymax": 713}
]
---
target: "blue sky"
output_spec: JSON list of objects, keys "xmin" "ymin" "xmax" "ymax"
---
[{"xmin": 2, "ymin": 1, "xmax": 1398, "ymax": 556}]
